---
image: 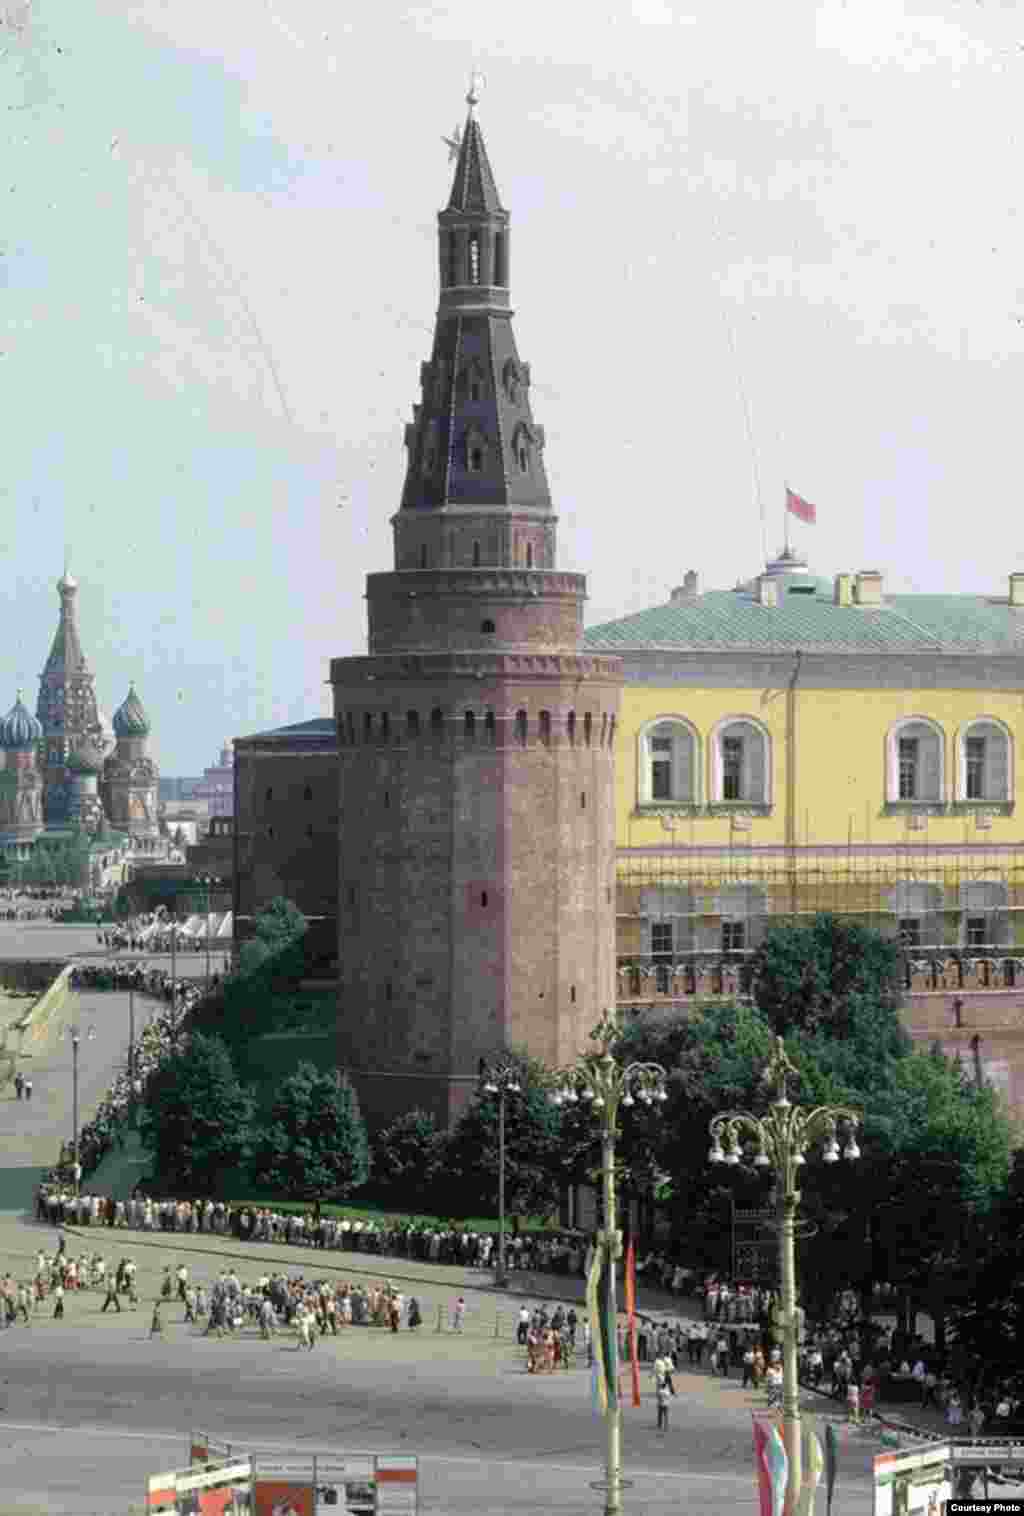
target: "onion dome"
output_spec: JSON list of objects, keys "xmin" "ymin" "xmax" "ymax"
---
[
  {"xmin": 0, "ymin": 690, "xmax": 43, "ymax": 750},
  {"xmin": 66, "ymin": 739, "xmax": 105, "ymax": 775},
  {"xmin": 112, "ymin": 681, "xmax": 150, "ymax": 738}
]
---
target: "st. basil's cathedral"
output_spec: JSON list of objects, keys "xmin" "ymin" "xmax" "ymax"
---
[{"xmin": 0, "ymin": 571, "xmax": 161, "ymax": 863}]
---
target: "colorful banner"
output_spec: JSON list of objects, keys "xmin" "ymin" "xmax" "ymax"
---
[
  {"xmin": 596, "ymin": 1236, "xmax": 618, "ymax": 1415},
  {"xmin": 623, "ymin": 1237, "xmax": 640, "ymax": 1409},
  {"xmin": 752, "ymin": 1416, "xmax": 773, "ymax": 1516},
  {"xmin": 825, "ymin": 1420, "xmax": 838, "ymax": 1516},
  {"xmin": 163, "ymin": 1459, "xmax": 253, "ymax": 1515},
  {"xmin": 873, "ymin": 1444, "xmax": 951, "ymax": 1515},
  {"xmin": 796, "ymin": 1421, "xmax": 824, "ymax": 1516},
  {"xmin": 586, "ymin": 1239, "xmax": 607, "ymax": 1417},
  {"xmin": 156, "ymin": 1444, "xmax": 417, "ymax": 1516},
  {"xmin": 763, "ymin": 1422, "xmax": 789, "ymax": 1516}
]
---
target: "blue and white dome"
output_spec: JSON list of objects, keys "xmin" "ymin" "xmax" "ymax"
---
[
  {"xmin": 113, "ymin": 682, "xmax": 150, "ymax": 738},
  {"xmin": 0, "ymin": 690, "xmax": 43, "ymax": 750}
]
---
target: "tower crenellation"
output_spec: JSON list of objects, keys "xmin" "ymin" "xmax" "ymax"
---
[{"xmin": 331, "ymin": 92, "xmax": 622, "ymax": 1131}]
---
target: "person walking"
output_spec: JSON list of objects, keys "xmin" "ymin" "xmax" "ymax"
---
[
  {"xmin": 183, "ymin": 1286, "xmax": 197, "ymax": 1325},
  {"xmin": 656, "ymin": 1376, "xmax": 673, "ymax": 1433},
  {"xmin": 517, "ymin": 1306, "xmax": 530, "ymax": 1346},
  {"xmin": 176, "ymin": 1264, "xmax": 188, "ymax": 1302},
  {"xmin": 101, "ymin": 1277, "xmax": 121, "ymax": 1313},
  {"xmin": 452, "ymin": 1296, "xmax": 466, "ymax": 1333},
  {"xmin": 408, "ymin": 1296, "xmax": 421, "ymax": 1330},
  {"xmin": 125, "ymin": 1260, "xmax": 138, "ymax": 1308},
  {"xmin": 566, "ymin": 1308, "xmax": 578, "ymax": 1349},
  {"xmin": 742, "ymin": 1345, "xmax": 756, "ymax": 1389},
  {"xmin": 23, "ymin": 1077, "xmax": 32, "ymax": 1100},
  {"xmin": 150, "ymin": 1301, "xmax": 163, "ymax": 1339},
  {"xmin": 52, "ymin": 1281, "xmax": 65, "ymax": 1320},
  {"xmin": 847, "ymin": 1381, "xmax": 861, "ymax": 1426},
  {"xmin": 161, "ymin": 1266, "xmax": 173, "ymax": 1301},
  {"xmin": 13, "ymin": 1072, "xmax": 23, "ymax": 1100},
  {"xmin": 16, "ymin": 1283, "xmax": 30, "ymax": 1324}
]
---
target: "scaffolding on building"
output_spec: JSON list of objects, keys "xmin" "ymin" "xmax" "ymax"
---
[{"xmin": 615, "ymin": 837, "xmax": 1024, "ymax": 1002}]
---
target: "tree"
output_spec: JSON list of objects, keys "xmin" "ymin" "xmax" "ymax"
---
[
  {"xmin": 749, "ymin": 913, "xmax": 904, "ymax": 1040},
  {"xmin": 952, "ymin": 1150, "xmax": 1024, "ymax": 1380},
  {"xmin": 444, "ymin": 1052, "xmax": 565, "ymax": 1221},
  {"xmin": 138, "ymin": 1032, "xmax": 254, "ymax": 1193},
  {"xmin": 251, "ymin": 1062, "xmax": 370, "ymax": 1206},
  {"xmin": 374, "ymin": 1109, "xmax": 446, "ymax": 1207}
]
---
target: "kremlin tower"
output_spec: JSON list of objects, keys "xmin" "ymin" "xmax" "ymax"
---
[{"xmin": 331, "ymin": 89, "xmax": 622, "ymax": 1130}]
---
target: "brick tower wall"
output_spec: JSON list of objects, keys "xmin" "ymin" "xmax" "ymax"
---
[{"xmin": 333, "ymin": 655, "xmax": 620, "ymax": 1130}]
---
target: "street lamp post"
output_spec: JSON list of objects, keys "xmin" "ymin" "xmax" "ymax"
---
[
  {"xmin": 481, "ymin": 1060, "xmax": 523, "ymax": 1288},
  {"xmin": 550, "ymin": 1011, "xmax": 668, "ymax": 1516},
  {"xmin": 709, "ymin": 1036, "xmax": 861, "ymax": 1516},
  {"xmin": 61, "ymin": 1020, "xmax": 96, "ymax": 1196}
]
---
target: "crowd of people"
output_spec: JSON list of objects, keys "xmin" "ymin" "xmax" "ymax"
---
[
  {"xmin": 39, "ymin": 969, "xmax": 204, "ymax": 1190},
  {"xmin": 2, "ymin": 1237, "xmax": 437, "ymax": 1347},
  {"xmin": 0, "ymin": 887, "xmax": 81, "ymax": 921}
]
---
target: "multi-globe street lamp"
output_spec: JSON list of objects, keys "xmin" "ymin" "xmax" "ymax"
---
[
  {"xmin": 480, "ymin": 1059, "xmax": 523, "ymax": 1288},
  {"xmin": 549, "ymin": 1011, "xmax": 668, "ymax": 1516},
  {"xmin": 709, "ymin": 1036, "xmax": 861, "ymax": 1516},
  {"xmin": 60, "ymin": 1019, "xmax": 96, "ymax": 1196}
]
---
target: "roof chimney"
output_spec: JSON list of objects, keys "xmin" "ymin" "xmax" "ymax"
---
[
  {"xmin": 834, "ymin": 573, "xmax": 853, "ymax": 607},
  {"xmin": 670, "ymin": 571, "xmax": 700, "ymax": 604},
  {"xmin": 853, "ymin": 570, "xmax": 883, "ymax": 607},
  {"xmin": 1010, "ymin": 573, "xmax": 1024, "ymax": 607},
  {"xmin": 755, "ymin": 575, "xmax": 778, "ymax": 608}
]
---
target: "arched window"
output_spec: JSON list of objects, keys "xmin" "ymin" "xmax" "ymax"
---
[
  {"xmin": 446, "ymin": 231, "xmax": 458, "ymax": 288},
  {"xmin": 889, "ymin": 881, "xmax": 944, "ymax": 948},
  {"xmin": 600, "ymin": 712, "xmax": 608, "ymax": 746},
  {"xmin": 407, "ymin": 710, "xmax": 420, "ymax": 738},
  {"xmin": 379, "ymin": 712, "xmax": 390, "ymax": 743},
  {"xmin": 567, "ymin": 711, "xmax": 576, "ymax": 746},
  {"xmin": 472, "ymin": 540, "xmax": 481, "ymax": 567},
  {"xmin": 583, "ymin": 713, "xmax": 593, "ymax": 747},
  {"xmin": 539, "ymin": 710, "xmax": 551, "ymax": 747},
  {"xmin": 515, "ymin": 709, "xmax": 528, "ymax": 746},
  {"xmin": 518, "ymin": 445, "xmax": 529, "ymax": 473},
  {"xmin": 430, "ymin": 707, "xmax": 444, "ymax": 737},
  {"xmin": 363, "ymin": 712, "xmax": 372, "ymax": 741},
  {"xmin": 710, "ymin": 717, "xmax": 772, "ymax": 805},
  {"xmin": 494, "ymin": 230, "xmax": 507, "ymax": 286},
  {"xmin": 468, "ymin": 445, "xmax": 483, "ymax": 473},
  {"xmin": 638, "ymin": 718, "xmax": 699, "ymax": 805},
  {"xmin": 265, "ymin": 787, "xmax": 273, "ymax": 805},
  {"xmin": 717, "ymin": 883, "xmax": 767, "ymax": 954},
  {"xmin": 346, "ymin": 713, "xmax": 355, "ymax": 745},
  {"xmin": 526, "ymin": 543, "xmax": 533, "ymax": 568},
  {"xmin": 464, "ymin": 710, "xmax": 476, "ymax": 743},
  {"xmin": 957, "ymin": 719, "xmax": 1012, "ymax": 803},
  {"xmin": 419, "ymin": 543, "xmax": 428, "ymax": 569},
  {"xmin": 886, "ymin": 717, "xmax": 945, "ymax": 804},
  {"xmin": 959, "ymin": 879, "xmax": 1010, "ymax": 948},
  {"xmin": 640, "ymin": 888, "xmax": 697, "ymax": 991},
  {"xmin": 485, "ymin": 710, "xmax": 496, "ymax": 745}
]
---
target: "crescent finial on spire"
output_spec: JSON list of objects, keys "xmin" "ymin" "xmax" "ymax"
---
[{"xmin": 466, "ymin": 68, "xmax": 486, "ymax": 112}]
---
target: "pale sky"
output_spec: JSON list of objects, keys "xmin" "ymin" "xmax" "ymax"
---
[{"xmin": 3, "ymin": 0, "xmax": 1023, "ymax": 772}]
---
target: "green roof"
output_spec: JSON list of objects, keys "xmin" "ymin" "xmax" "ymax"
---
[{"xmin": 584, "ymin": 589, "xmax": 1024, "ymax": 656}]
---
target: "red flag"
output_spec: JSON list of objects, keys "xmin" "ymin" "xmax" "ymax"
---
[
  {"xmin": 624, "ymin": 1238, "xmax": 641, "ymax": 1409},
  {"xmin": 786, "ymin": 486, "xmax": 817, "ymax": 524}
]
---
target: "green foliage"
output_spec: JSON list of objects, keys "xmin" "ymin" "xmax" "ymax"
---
[
  {"xmin": 191, "ymin": 897, "xmax": 309, "ymax": 1046},
  {"xmin": 138, "ymin": 1031, "xmax": 255, "ymax": 1193},
  {"xmin": 251, "ymin": 1062, "xmax": 370, "ymax": 1203},
  {"xmin": 952, "ymin": 1150, "xmax": 1024, "ymax": 1377},
  {"xmin": 750, "ymin": 913, "xmax": 904, "ymax": 1038},
  {"xmin": 444, "ymin": 1050, "xmax": 565, "ymax": 1220},
  {"xmin": 373, "ymin": 1109, "xmax": 446, "ymax": 1206}
]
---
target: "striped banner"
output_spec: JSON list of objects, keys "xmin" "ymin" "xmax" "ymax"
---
[
  {"xmin": 624, "ymin": 1238, "xmax": 641, "ymax": 1408},
  {"xmin": 586, "ymin": 1236, "xmax": 618, "ymax": 1416}
]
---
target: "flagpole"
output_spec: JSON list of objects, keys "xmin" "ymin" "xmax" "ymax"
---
[{"xmin": 783, "ymin": 480, "xmax": 790, "ymax": 556}]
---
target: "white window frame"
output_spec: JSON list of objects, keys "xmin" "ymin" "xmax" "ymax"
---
[
  {"xmin": 955, "ymin": 718, "xmax": 1013, "ymax": 804},
  {"xmin": 957, "ymin": 879, "xmax": 1009, "ymax": 949},
  {"xmin": 885, "ymin": 717, "xmax": 946, "ymax": 805},
  {"xmin": 636, "ymin": 716, "xmax": 700, "ymax": 807},
  {"xmin": 708, "ymin": 715, "xmax": 772, "ymax": 806}
]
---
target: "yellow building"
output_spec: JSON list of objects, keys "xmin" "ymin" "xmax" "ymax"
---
[{"xmin": 584, "ymin": 552, "xmax": 1024, "ymax": 1120}]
